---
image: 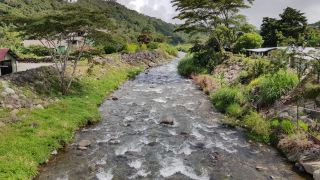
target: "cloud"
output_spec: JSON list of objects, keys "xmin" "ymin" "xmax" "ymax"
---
[{"xmin": 117, "ymin": 0, "xmax": 320, "ymax": 27}]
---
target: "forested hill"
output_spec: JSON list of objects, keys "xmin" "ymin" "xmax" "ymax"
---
[{"xmin": 0, "ymin": 0, "xmax": 186, "ymax": 44}]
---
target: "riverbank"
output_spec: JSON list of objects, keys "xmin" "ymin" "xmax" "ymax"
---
[
  {"xmin": 178, "ymin": 53, "xmax": 320, "ymax": 178},
  {"xmin": 0, "ymin": 50, "xmax": 173, "ymax": 179}
]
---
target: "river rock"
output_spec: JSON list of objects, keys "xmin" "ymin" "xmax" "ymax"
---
[
  {"xmin": 278, "ymin": 111, "xmax": 292, "ymax": 120},
  {"xmin": 256, "ymin": 166, "xmax": 268, "ymax": 171},
  {"xmin": 51, "ymin": 150, "xmax": 58, "ymax": 155},
  {"xmin": 301, "ymin": 161, "xmax": 320, "ymax": 174},
  {"xmin": 3, "ymin": 87, "xmax": 15, "ymax": 95},
  {"xmin": 160, "ymin": 115, "xmax": 175, "ymax": 125},
  {"xmin": 111, "ymin": 96, "xmax": 119, "ymax": 101},
  {"xmin": 78, "ymin": 140, "xmax": 91, "ymax": 149},
  {"xmin": 35, "ymin": 104, "xmax": 44, "ymax": 109},
  {"xmin": 0, "ymin": 122, "xmax": 5, "ymax": 127},
  {"xmin": 314, "ymin": 169, "xmax": 320, "ymax": 180}
]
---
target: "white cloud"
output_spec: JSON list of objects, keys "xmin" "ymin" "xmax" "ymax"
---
[{"xmin": 117, "ymin": 0, "xmax": 320, "ymax": 27}]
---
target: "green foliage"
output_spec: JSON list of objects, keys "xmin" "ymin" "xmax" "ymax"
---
[
  {"xmin": 304, "ymin": 82, "xmax": 320, "ymax": 99},
  {"xmin": 241, "ymin": 57, "xmax": 271, "ymax": 83},
  {"xmin": 260, "ymin": 7, "xmax": 308, "ymax": 47},
  {"xmin": 298, "ymin": 121, "xmax": 309, "ymax": 132},
  {"xmin": 243, "ymin": 111, "xmax": 270, "ymax": 136},
  {"xmin": 249, "ymin": 70, "xmax": 299, "ymax": 107},
  {"xmin": 178, "ymin": 54, "xmax": 208, "ymax": 77},
  {"xmin": 172, "ymin": 0, "xmax": 255, "ymax": 52},
  {"xmin": 281, "ymin": 120, "xmax": 295, "ymax": 134},
  {"xmin": 140, "ymin": 43, "xmax": 148, "ymax": 51},
  {"xmin": 176, "ymin": 44, "xmax": 193, "ymax": 52},
  {"xmin": 158, "ymin": 43, "xmax": 178, "ymax": 56},
  {"xmin": 234, "ymin": 32, "xmax": 264, "ymax": 53},
  {"xmin": 147, "ymin": 42, "xmax": 159, "ymax": 50},
  {"xmin": 21, "ymin": 45, "xmax": 51, "ymax": 57},
  {"xmin": 226, "ymin": 103, "xmax": 244, "ymax": 118},
  {"xmin": 211, "ymin": 87, "xmax": 245, "ymax": 112},
  {"xmin": 270, "ymin": 119, "xmax": 280, "ymax": 128},
  {"xmin": 125, "ymin": 43, "xmax": 139, "ymax": 53}
]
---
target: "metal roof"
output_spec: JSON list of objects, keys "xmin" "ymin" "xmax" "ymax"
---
[
  {"xmin": 0, "ymin": 48, "xmax": 18, "ymax": 61},
  {"xmin": 0, "ymin": 48, "xmax": 10, "ymax": 61},
  {"xmin": 246, "ymin": 47, "xmax": 278, "ymax": 52}
]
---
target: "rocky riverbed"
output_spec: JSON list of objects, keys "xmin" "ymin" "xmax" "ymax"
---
[{"xmin": 36, "ymin": 54, "xmax": 307, "ymax": 180}]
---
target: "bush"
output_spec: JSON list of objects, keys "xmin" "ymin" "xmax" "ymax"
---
[
  {"xmin": 178, "ymin": 55, "xmax": 208, "ymax": 77},
  {"xmin": 125, "ymin": 43, "xmax": 139, "ymax": 53},
  {"xmin": 234, "ymin": 32, "xmax": 264, "ymax": 53},
  {"xmin": 211, "ymin": 87, "xmax": 245, "ymax": 112},
  {"xmin": 22, "ymin": 45, "xmax": 51, "ymax": 57},
  {"xmin": 281, "ymin": 120, "xmax": 295, "ymax": 134},
  {"xmin": 226, "ymin": 103, "xmax": 244, "ymax": 118},
  {"xmin": 158, "ymin": 43, "xmax": 178, "ymax": 56},
  {"xmin": 140, "ymin": 43, "xmax": 148, "ymax": 51},
  {"xmin": 298, "ymin": 120, "xmax": 309, "ymax": 132},
  {"xmin": 176, "ymin": 44, "xmax": 192, "ymax": 52},
  {"xmin": 242, "ymin": 57, "xmax": 271, "ymax": 81},
  {"xmin": 243, "ymin": 111, "xmax": 270, "ymax": 136},
  {"xmin": 249, "ymin": 70, "xmax": 299, "ymax": 107},
  {"xmin": 147, "ymin": 42, "xmax": 159, "ymax": 50},
  {"xmin": 304, "ymin": 82, "xmax": 320, "ymax": 99}
]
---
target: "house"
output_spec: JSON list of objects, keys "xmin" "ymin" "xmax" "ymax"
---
[
  {"xmin": 245, "ymin": 47, "xmax": 278, "ymax": 57},
  {"xmin": 0, "ymin": 48, "xmax": 18, "ymax": 76}
]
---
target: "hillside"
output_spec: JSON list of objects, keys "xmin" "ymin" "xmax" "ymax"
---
[{"xmin": 0, "ymin": 0, "xmax": 186, "ymax": 44}]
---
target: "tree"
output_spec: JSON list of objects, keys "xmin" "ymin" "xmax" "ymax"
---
[
  {"xmin": 279, "ymin": 7, "xmax": 307, "ymax": 41},
  {"xmin": 11, "ymin": 5, "xmax": 110, "ymax": 94},
  {"xmin": 172, "ymin": 0, "xmax": 254, "ymax": 52},
  {"xmin": 260, "ymin": 7, "xmax": 308, "ymax": 47},
  {"xmin": 260, "ymin": 17, "xmax": 279, "ymax": 47},
  {"xmin": 234, "ymin": 32, "xmax": 263, "ymax": 53}
]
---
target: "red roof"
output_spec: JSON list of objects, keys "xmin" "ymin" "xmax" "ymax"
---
[{"xmin": 0, "ymin": 48, "xmax": 10, "ymax": 61}]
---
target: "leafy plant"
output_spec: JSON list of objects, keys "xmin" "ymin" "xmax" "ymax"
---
[
  {"xmin": 298, "ymin": 121, "xmax": 309, "ymax": 132},
  {"xmin": 281, "ymin": 120, "xmax": 295, "ymax": 134},
  {"xmin": 226, "ymin": 103, "xmax": 244, "ymax": 118},
  {"xmin": 249, "ymin": 70, "xmax": 298, "ymax": 107},
  {"xmin": 125, "ymin": 43, "xmax": 139, "ymax": 53},
  {"xmin": 211, "ymin": 87, "xmax": 245, "ymax": 112},
  {"xmin": 234, "ymin": 32, "xmax": 264, "ymax": 53},
  {"xmin": 178, "ymin": 54, "xmax": 208, "ymax": 77},
  {"xmin": 243, "ymin": 111, "xmax": 270, "ymax": 136}
]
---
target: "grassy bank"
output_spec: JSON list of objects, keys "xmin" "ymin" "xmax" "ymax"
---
[{"xmin": 0, "ymin": 61, "xmax": 143, "ymax": 179}]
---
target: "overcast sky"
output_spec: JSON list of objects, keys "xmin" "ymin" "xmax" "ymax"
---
[{"xmin": 116, "ymin": 0, "xmax": 320, "ymax": 28}]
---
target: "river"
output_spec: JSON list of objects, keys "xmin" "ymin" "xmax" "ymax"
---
[{"xmin": 36, "ymin": 54, "xmax": 305, "ymax": 180}]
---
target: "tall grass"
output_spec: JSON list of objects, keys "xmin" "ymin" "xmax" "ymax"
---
[{"xmin": 178, "ymin": 54, "xmax": 208, "ymax": 77}]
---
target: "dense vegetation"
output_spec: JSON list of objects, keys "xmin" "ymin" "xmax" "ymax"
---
[{"xmin": 0, "ymin": 0, "xmax": 189, "ymax": 58}]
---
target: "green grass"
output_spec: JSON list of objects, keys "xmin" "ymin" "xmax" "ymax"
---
[
  {"xmin": 0, "ymin": 64, "xmax": 143, "ymax": 179},
  {"xmin": 210, "ymin": 87, "xmax": 245, "ymax": 113},
  {"xmin": 177, "ymin": 54, "xmax": 208, "ymax": 77}
]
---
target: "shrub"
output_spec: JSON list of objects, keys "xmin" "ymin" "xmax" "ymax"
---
[
  {"xmin": 281, "ymin": 120, "xmax": 295, "ymax": 134},
  {"xmin": 249, "ymin": 70, "xmax": 299, "ymax": 107},
  {"xmin": 147, "ymin": 42, "xmax": 159, "ymax": 50},
  {"xmin": 270, "ymin": 119, "xmax": 280, "ymax": 128},
  {"xmin": 211, "ymin": 87, "xmax": 245, "ymax": 112},
  {"xmin": 140, "ymin": 43, "xmax": 148, "ymax": 51},
  {"xmin": 304, "ymin": 82, "xmax": 320, "ymax": 99},
  {"xmin": 226, "ymin": 103, "xmax": 244, "ymax": 118},
  {"xmin": 192, "ymin": 75, "xmax": 218, "ymax": 94},
  {"xmin": 158, "ymin": 43, "xmax": 178, "ymax": 56},
  {"xmin": 243, "ymin": 111, "xmax": 270, "ymax": 136},
  {"xmin": 298, "ymin": 120, "xmax": 309, "ymax": 132},
  {"xmin": 178, "ymin": 55, "xmax": 208, "ymax": 77},
  {"xmin": 176, "ymin": 44, "xmax": 192, "ymax": 52},
  {"xmin": 125, "ymin": 43, "xmax": 139, "ymax": 53},
  {"xmin": 22, "ymin": 45, "xmax": 51, "ymax": 57},
  {"xmin": 243, "ymin": 57, "xmax": 271, "ymax": 81},
  {"xmin": 234, "ymin": 32, "xmax": 264, "ymax": 53}
]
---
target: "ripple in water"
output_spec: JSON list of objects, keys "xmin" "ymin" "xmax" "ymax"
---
[
  {"xmin": 159, "ymin": 157, "xmax": 209, "ymax": 180},
  {"xmin": 96, "ymin": 169, "xmax": 113, "ymax": 180}
]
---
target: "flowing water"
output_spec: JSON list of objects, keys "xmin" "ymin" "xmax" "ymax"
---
[{"xmin": 37, "ymin": 54, "xmax": 305, "ymax": 180}]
